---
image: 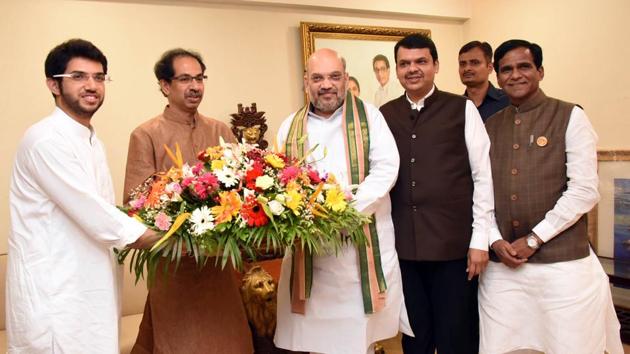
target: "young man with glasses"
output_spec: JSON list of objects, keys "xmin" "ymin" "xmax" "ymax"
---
[
  {"xmin": 123, "ymin": 48, "xmax": 253, "ymax": 354},
  {"xmin": 7, "ymin": 38, "xmax": 160, "ymax": 353}
]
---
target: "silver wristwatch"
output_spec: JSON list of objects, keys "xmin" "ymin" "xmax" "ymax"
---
[{"xmin": 526, "ymin": 233, "xmax": 541, "ymax": 250}]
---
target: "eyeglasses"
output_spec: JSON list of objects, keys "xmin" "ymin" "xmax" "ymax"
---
[
  {"xmin": 171, "ymin": 75, "xmax": 207, "ymax": 84},
  {"xmin": 53, "ymin": 71, "xmax": 111, "ymax": 83}
]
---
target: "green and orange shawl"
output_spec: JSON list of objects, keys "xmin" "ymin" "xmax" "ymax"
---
[{"xmin": 285, "ymin": 91, "xmax": 387, "ymax": 315}]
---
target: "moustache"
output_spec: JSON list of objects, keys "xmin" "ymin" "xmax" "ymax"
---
[
  {"xmin": 317, "ymin": 88, "xmax": 338, "ymax": 95},
  {"xmin": 185, "ymin": 91, "xmax": 202, "ymax": 98},
  {"xmin": 81, "ymin": 90, "xmax": 100, "ymax": 98}
]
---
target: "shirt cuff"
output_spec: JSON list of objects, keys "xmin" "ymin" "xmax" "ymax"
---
[
  {"xmin": 469, "ymin": 230, "xmax": 488, "ymax": 251},
  {"xmin": 488, "ymin": 227, "xmax": 503, "ymax": 247},
  {"xmin": 532, "ymin": 220, "xmax": 556, "ymax": 243},
  {"xmin": 116, "ymin": 219, "xmax": 148, "ymax": 249}
]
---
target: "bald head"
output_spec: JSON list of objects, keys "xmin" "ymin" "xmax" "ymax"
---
[
  {"xmin": 306, "ymin": 48, "xmax": 346, "ymax": 73},
  {"xmin": 304, "ymin": 48, "xmax": 349, "ymax": 118}
]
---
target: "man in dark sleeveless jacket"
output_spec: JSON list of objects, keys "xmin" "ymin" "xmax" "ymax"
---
[
  {"xmin": 380, "ymin": 34, "xmax": 499, "ymax": 354},
  {"xmin": 480, "ymin": 39, "xmax": 622, "ymax": 354}
]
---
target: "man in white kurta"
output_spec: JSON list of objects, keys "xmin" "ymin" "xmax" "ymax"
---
[
  {"xmin": 7, "ymin": 39, "xmax": 157, "ymax": 354},
  {"xmin": 481, "ymin": 39, "xmax": 622, "ymax": 354},
  {"xmin": 274, "ymin": 48, "xmax": 412, "ymax": 354}
]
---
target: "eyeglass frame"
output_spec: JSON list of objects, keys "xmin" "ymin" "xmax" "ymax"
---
[
  {"xmin": 52, "ymin": 71, "xmax": 111, "ymax": 83},
  {"xmin": 170, "ymin": 74, "xmax": 208, "ymax": 84}
]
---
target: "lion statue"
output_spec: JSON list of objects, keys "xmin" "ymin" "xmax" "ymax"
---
[
  {"xmin": 241, "ymin": 266, "xmax": 384, "ymax": 353},
  {"xmin": 241, "ymin": 265, "xmax": 277, "ymax": 339}
]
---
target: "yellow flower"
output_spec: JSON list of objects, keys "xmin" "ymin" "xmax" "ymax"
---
[
  {"xmin": 165, "ymin": 166, "xmax": 182, "ymax": 180},
  {"xmin": 211, "ymin": 190, "xmax": 242, "ymax": 224},
  {"xmin": 285, "ymin": 189, "xmax": 303, "ymax": 215},
  {"xmin": 205, "ymin": 146, "xmax": 224, "ymax": 160},
  {"xmin": 264, "ymin": 154, "xmax": 285, "ymax": 169},
  {"xmin": 325, "ymin": 187, "xmax": 347, "ymax": 212},
  {"xmin": 211, "ymin": 159, "xmax": 225, "ymax": 171}
]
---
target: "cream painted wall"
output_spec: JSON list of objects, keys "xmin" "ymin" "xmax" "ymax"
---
[
  {"xmin": 464, "ymin": 0, "xmax": 630, "ymax": 149},
  {"xmin": 0, "ymin": 0, "xmax": 465, "ymax": 253}
]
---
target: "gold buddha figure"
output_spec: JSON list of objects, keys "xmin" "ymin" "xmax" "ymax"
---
[{"xmin": 230, "ymin": 103, "xmax": 268, "ymax": 149}]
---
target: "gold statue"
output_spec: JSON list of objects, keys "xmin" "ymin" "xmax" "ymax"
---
[
  {"xmin": 241, "ymin": 265, "xmax": 277, "ymax": 338},
  {"xmin": 231, "ymin": 103, "xmax": 268, "ymax": 149}
]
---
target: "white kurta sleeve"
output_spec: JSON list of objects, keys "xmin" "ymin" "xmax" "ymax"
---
[
  {"xmin": 531, "ymin": 106, "xmax": 600, "ymax": 242},
  {"xmin": 26, "ymin": 139, "xmax": 146, "ymax": 248},
  {"xmin": 353, "ymin": 106, "xmax": 400, "ymax": 215},
  {"xmin": 464, "ymin": 100, "xmax": 501, "ymax": 251}
]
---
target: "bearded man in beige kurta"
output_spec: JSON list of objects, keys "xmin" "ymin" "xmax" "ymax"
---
[{"xmin": 124, "ymin": 48, "xmax": 253, "ymax": 354}]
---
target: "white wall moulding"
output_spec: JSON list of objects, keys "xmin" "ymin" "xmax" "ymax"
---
[{"xmin": 77, "ymin": 0, "xmax": 472, "ymax": 20}]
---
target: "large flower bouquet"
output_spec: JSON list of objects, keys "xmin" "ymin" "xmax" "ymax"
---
[{"xmin": 117, "ymin": 140, "xmax": 370, "ymax": 283}]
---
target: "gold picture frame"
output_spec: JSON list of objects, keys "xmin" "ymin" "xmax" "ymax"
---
[
  {"xmin": 300, "ymin": 21, "xmax": 431, "ymax": 67},
  {"xmin": 300, "ymin": 22, "xmax": 430, "ymax": 104},
  {"xmin": 589, "ymin": 149, "xmax": 630, "ymax": 256}
]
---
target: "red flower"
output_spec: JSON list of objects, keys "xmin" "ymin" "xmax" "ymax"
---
[
  {"xmin": 307, "ymin": 168, "xmax": 322, "ymax": 184},
  {"xmin": 246, "ymin": 150, "xmax": 264, "ymax": 163},
  {"xmin": 245, "ymin": 161, "xmax": 264, "ymax": 190},
  {"xmin": 197, "ymin": 150, "xmax": 208, "ymax": 162},
  {"xmin": 240, "ymin": 198, "xmax": 269, "ymax": 227}
]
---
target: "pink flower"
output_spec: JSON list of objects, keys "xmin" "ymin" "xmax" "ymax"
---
[
  {"xmin": 154, "ymin": 211, "xmax": 172, "ymax": 231},
  {"xmin": 198, "ymin": 173, "xmax": 219, "ymax": 191},
  {"xmin": 279, "ymin": 166, "xmax": 300, "ymax": 184},
  {"xmin": 192, "ymin": 162, "xmax": 204, "ymax": 176},
  {"xmin": 181, "ymin": 177, "xmax": 194, "ymax": 188},
  {"xmin": 171, "ymin": 183, "xmax": 182, "ymax": 194},
  {"xmin": 194, "ymin": 183, "xmax": 208, "ymax": 200},
  {"xmin": 129, "ymin": 195, "xmax": 146, "ymax": 210}
]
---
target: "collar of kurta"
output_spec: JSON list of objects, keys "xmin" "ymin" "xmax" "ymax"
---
[
  {"xmin": 162, "ymin": 105, "xmax": 199, "ymax": 127},
  {"xmin": 405, "ymin": 84, "xmax": 437, "ymax": 111},
  {"xmin": 52, "ymin": 106, "xmax": 95, "ymax": 144},
  {"xmin": 509, "ymin": 89, "xmax": 547, "ymax": 114}
]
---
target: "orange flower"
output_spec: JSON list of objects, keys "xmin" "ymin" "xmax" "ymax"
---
[
  {"xmin": 145, "ymin": 179, "xmax": 166, "ymax": 208},
  {"xmin": 211, "ymin": 190, "xmax": 242, "ymax": 224}
]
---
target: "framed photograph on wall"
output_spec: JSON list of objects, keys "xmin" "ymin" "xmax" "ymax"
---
[
  {"xmin": 300, "ymin": 22, "xmax": 429, "ymax": 106},
  {"xmin": 591, "ymin": 150, "xmax": 630, "ymax": 258}
]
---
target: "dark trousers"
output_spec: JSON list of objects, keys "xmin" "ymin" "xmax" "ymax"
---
[{"xmin": 399, "ymin": 258, "xmax": 479, "ymax": 354}]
